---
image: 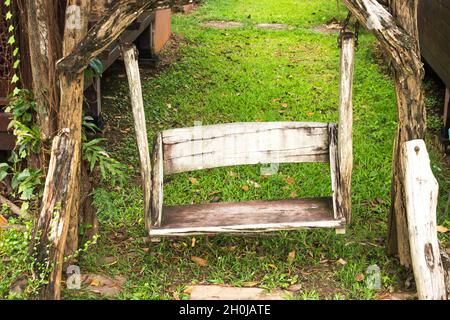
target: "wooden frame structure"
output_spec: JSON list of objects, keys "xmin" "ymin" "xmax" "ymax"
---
[{"xmin": 124, "ymin": 33, "xmax": 355, "ymax": 237}]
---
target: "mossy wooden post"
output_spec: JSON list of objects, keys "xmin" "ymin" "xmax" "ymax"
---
[
  {"xmin": 121, "ymin": 44, "xmax": 152, "ymax": 232},
  {"xmin": 403, "ymin": 140, "xmax": 446, "ymax": 300}
]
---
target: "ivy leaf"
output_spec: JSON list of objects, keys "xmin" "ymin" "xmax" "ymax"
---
[
  {"xmin": 5, "ymin": 11, "xmax": 12, "ymax": 20},
  {"xmin": 7, "ymin": 35, "xmax": 15, "ymax": 45},
  {"xmin": 11, "ymin": 74, "xmax": 19, "ymax": 84},
  {"xmin": 5, "ymin": 0, "xmax": 11, "ymax": 6}
]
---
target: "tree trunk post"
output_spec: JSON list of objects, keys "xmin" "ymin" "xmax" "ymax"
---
[
  {"xmin": 403, "ymin": 139, "xmax": 447, "ymax": 300},
  {"xmin": 60, "ymin": 0, "xmax": 91, "ymax": 265},
  {"xmin": 32, "ymin": 131, "xmax": 80, "ymax": 300},
  {"xmin": 342, "ymin": 0, "xmax": 426, "ymax": 268}
]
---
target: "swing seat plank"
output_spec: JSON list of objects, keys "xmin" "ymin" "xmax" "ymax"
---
[{"xmin": 149, "ymin": 197, "xmax": 344, "ymax": 236}]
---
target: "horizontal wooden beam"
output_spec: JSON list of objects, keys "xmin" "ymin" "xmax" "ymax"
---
[
  {"xmin": 162, "ymin": 122, "xmax": 334, "ymax": 174},
  {"xmin": 150, "ymin": 197, "xmax": 344, "ymax": 236}
]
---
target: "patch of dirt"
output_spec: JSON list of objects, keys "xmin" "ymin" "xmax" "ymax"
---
[
  {"xmin": 296, "ymin": 264, "xmax": 347, "ymax": 299},
  {"xmin": 311, "ymin": 17, "xmax": 342, "ymax": 34},
  {"xmin": 201, "ymin": 20, "xmax": 244, "ymax": 29},
  {"xmin": 81, "ymin": 273, "xmax": 127, "ymax": 297},
  {"xmin": 256, "ymin": 23, "xmax": 292, "ymax": 30}
]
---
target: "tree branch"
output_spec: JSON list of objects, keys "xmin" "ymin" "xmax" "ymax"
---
[
  {"xmin": 342, "ymin": 0, "xmax": 422, "ymax": 78},
  {"xmin": 56, "ymin": 0, "xmax": 192, "ymax": 74}
]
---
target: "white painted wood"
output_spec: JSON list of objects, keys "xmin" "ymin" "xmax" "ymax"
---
[
  {"xmin": 403, "ymin": 139, "xmax": 447, "ymax": 300},
  {"xmin": 150, "ymin": 132, "xmax": 164, "ymax": 228},
  {"xmin": 121, "ymin": 44, "xmax": 152, "ymax": 232},
  {"xmin": 162, "ymin": 122, "xmax": 332, "ymax": 174},
  {"xmin": 337, "ymin": 33, "xmax": 355, "ymax": 223}
]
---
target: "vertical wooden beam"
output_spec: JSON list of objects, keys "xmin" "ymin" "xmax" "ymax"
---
[
  {"xmin": 121, "ymin": 43, "xmax": 152, "ymax": 232},
  {"xmin": 337, "ymin": 32, "xmax": 355, "ymax": 224},
  {"xmin": 60, "ymin": 0, "xmax": 91, "ymax": 264},
  {"xmin": 403, "ymin": 139, "xmax": 447, "ymax": 300},
  {"xmin": 151, "ymin": 132, "xmax": 164, "ymax": 228}
]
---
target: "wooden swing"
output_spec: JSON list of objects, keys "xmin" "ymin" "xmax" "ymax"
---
[{"xmin": 122, "ymin": 32, "xmax": 356, "ymax": 237}]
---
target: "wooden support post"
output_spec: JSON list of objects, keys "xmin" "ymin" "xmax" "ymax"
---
[
  {"xmin": 337, "ymin": 32, "xmax": 355, "ymax": 224},
  {"xmin": 151, "ymin": 133, "xmax": 164, "ymax": 228},
  {"xmin": 343, "ymin": 0, "xmax": 426, "ymax": 268},
  {"xmin": 32, "ymin": 132, "xmax": 80, "ymax": 300},
  {"xmin": 121, "ymin": 44, "xmax": 152, "ymax": 232},
  {"xmin": 403, "ymin": 139, "xmax": 447, "ymax": 300},
  {"xmin": 60, "ymin": 0, "xmax": 91, "ymax": 265}
]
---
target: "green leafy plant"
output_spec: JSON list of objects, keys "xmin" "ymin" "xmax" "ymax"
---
[{"xmin": 82, "ymin": 117, "xmax": 127, "ymax": 185}]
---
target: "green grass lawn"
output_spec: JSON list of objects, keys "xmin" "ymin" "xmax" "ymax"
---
[{"xmin": 2, "ymin": 0, "xmax": 448, "ymax": 300}]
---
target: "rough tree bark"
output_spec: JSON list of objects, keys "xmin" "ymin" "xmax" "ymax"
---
[
  {"xmin": 24, "ymin": 0, "xmax": 62, "ymax": 167},
  {"xmin": 386, "ymin": 0, "xmax": 424, "ymax": 267},
  {"xmin": 59, "ymin": 0, "xmax": 91, "ymax": 265},
  {"xmin": 31, "ymin": 131, "xmax": 79, "ymax": 300},
  {"xmin": 342, "ymin": 0, "xmax": 426, "ymax": 268}
]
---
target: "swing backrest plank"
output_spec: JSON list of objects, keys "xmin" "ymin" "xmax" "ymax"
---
[{"xmin": 162, "ymin": 122, "xmax": 334, "ymax": 174}]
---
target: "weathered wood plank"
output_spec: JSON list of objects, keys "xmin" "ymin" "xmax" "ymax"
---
[
  {"xmin": 149, "ymin": 197, "xmax": 344, "ymax": 236},
  {"xmin": 162, "ymin": 122, "xmax": 332, "ymax": 174},
  {"xmin": 328, "ymin": 124, "xmax": 340, "ymax": 220},
  {"xmin": 403, "ymin": 139, "xmax": 446, "ymax": 300},
  {"xmin": 121, "ymin": 44, "xmax": 152, "ymax": 232},
  {"xmin": 337, "ymin": 32, "xmax": 355, "ymax": 224},
  {"xmin": 150, "ymin": 132, "xmax": 164, "ymax": 228}
]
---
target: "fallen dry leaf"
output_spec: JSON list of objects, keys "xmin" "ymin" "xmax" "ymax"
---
[
  {"xmin": 437, "ymin": 225, "xmax": 449, "ymax": 233},
  {"xmin": 0, "ymin": 215, "xmax": 8, "ymax": 226},
  {"xmin": 281, "ymin": 103, "xmax": 288, "ymax": 108},
  {"xmin": 242, "ymin": 185, "xmax": 250, "ymax": 192},
  {"xmin": 306, "ymin": 112, "xmax": 314, "ymax": 117},
  {"xmin": 242, "ymin": 281, "xmax": 259, "ymax": 287},
  {"xmin": 228, "ymin": 171, "xmax": 238, "ymax": 177},
  {"xmin": 336, "ymin": 258, "xmax": 347, "ymax": 265},
  {"xmin": 183, "ymin": 286, "xmax": 193, "ymax": 294},
  {"xmin": 287, "ymin": 284, "xmax": 302, "ymax": 292},
  {"xmin": 191, "ymin": 256, "xmax": 208, "ymax": 267},
  {"xmin": 247, "ymin": 180, "xmax": 261, "ymax": 188},
  {"xmin": 268, "ymin": 264, "xmax": 277, "ymax": 270},
  {"xmin": 355, "ymin": 273, "xmax": 365, "ymax": 282},
  {"xmin": 287, "ymin": 250, "xmax": 296, "ymax": 263},
  {"xmin": 272, "ymin": 98, "xmax": 281, "ymax": 103},
  {"xmin": 285, "ymin": 176, "xmax": 295, "ymax": 185},
  {"xmin": 290, "ymin": 191, "xmax": 298, "ymax": 198},
  {"xmin": 189, "ymin": 177, "xmax": 199, "ymax": 185},
  {"xmin": 191, "ymin": 237, "xmax": 196, "ymax": 248},
  {"xmin": 210, "ymin": 196, "xmax": 221, "ymax": 203},
  {"xmin": 89, "ymin": 278, "xmax": 100, "ymax": 287}
]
